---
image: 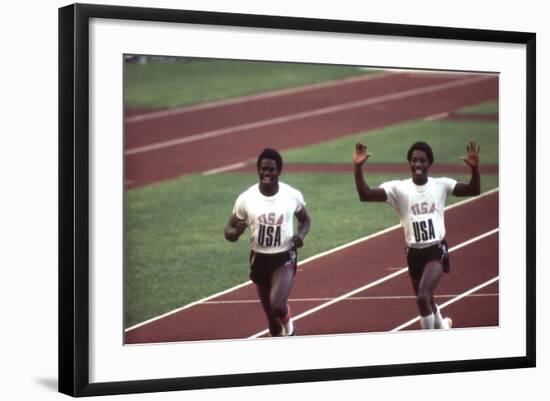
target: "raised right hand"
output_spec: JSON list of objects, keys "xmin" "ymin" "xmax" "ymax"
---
[{"xmin": 353, "ymin": 142, "xmax": 371, "ymax": 166}]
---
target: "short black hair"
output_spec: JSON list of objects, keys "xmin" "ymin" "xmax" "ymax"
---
[
  {"xmin": 407, "ymin": 141, "xmax": 434, "ymax": 165},
  {"xmin": 256, "ymin": 148, "xmax": 283, "ymax": 171}
]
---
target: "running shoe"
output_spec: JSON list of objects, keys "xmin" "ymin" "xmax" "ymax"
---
[
  {"xmin": 442, "ymin": 317, "xmax": 453, "ymax": 329},
  {"xmin": 283, "ymin": 318, "xmax": 295, "ymax": 336}
]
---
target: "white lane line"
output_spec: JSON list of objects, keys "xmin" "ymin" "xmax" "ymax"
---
[
  {"xmin": 125, "ymin": 75, "xmax": 493, "ymax": 156},
  {"xmin": 202, "ymin": 162, "xmax": 247, "ymax": 175},
  {"xmin": 203, "ymin": 293, "xmax": 498, "ymax": 305},
  {"xmin": 424, "ymin": 112, "xmax": 450, "ymax": 121},
  {"xmin": 248, "ymin": 228, "xmax": 499, "ymax": 338},
  {"xmin": 125, "ymin": 189, "xmax": 498, "ymax": 333},
  {"xmin": 390, "ymin": 276, "xmax": 500, "ymax": 332},
  {"xmin": 125, "ymin": 72, "xmax": 394, "ymax": 123}
]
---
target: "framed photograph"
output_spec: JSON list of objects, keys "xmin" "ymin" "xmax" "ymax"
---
[{"xmin": 59, "ymin": 3, "xmax": 536, "ymax": 397}]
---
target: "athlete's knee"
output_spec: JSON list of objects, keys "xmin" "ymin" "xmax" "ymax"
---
[
  {"xmin": 270, "ymin": 299, "xmax": 287, "ymax": 319},
  {"xmin": 416, "ymin": 290, "xmax": 432, "ymax": 310}
]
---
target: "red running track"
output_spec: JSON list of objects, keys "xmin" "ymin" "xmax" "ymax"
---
[
  {"xmin": 124, "ymin": 71, "xmax": 498, "ymax": 189},
  {"xmin": 125, "ymin": 190, "xmax": 498, "ymax": 344}
]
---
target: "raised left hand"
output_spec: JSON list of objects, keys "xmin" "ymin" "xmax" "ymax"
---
[{"xmin": 461, "ymin": 140, "xmax": 480, "ymax": 169}]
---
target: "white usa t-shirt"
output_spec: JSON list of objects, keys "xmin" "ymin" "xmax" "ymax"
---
[
  {"xmin": 380, "ymin": 177, "xmax": 456, "ymax": 248},
  {"xmin": 232, "ymin": 182, "xmax": 306, "ymax": 254}
]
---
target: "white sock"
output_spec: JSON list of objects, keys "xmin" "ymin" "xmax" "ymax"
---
[
  {"xmin": 420, "ymin": 313, "xmax": 435, "ymax": 329},
  {"xmin": 280, "ymin": 307, "xmax": 294, "ymax": 336},
  {"xmin": 433, "ymin": 304, "xmax": 444, "ymax": 329},
  {"xmin": 283, "ymin": 318, "xmax": 294, "ymax": 336}
]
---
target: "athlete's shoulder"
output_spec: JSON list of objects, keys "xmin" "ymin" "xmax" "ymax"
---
[
  {"xmin": 432, "ymin": 177, "xmax": 457, "ymax": 187},
  {"xmin": 381, "ymin": 178, "xmax": 411, "ymax": 189},
  {"xmin": 237, "ymin": 184, "xmax": 260, "ymax": 200},
  {"xmin": 279, "ymin": 182, "xmax": 305, "ymax": 201},
  {"xmin": 430, "ymin": 177, "xmax": 457, "ymax": 196},
  {"xmin": 279, "ymin": 181, "xmax": 300, "ymax": 193}
]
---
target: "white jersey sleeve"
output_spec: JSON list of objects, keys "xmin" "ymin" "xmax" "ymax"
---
[
  {"xmin": 290, "ymin": 187, "xmax": 306, "ymax": 213},
  {"xmin": 232, "ymin": 192, "xmax": 248, "ymax": 221},
  {"xmin": 438, "ymin": 177, "xmax": 457, "ymax": 196},
  {"xmin": 379, "ymin": 180, "xmax": 403, "ymax": 210}
]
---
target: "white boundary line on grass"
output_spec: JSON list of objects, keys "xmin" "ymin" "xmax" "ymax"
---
[
  {"xmin": 248, "ymin": 227, "xmax": 499, "ymax": 338},
  {"xmin": 125, "ymin": 188, "xmax": 498, "ymax": 333},
  {"xmin": 125, "ymin": 75, "xmax": 493, "ymax": 156}
]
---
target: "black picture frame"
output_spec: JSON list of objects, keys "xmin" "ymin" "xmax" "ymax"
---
[{"xmin": 58, "ymin": 3, "xmax": 536, "ymax": 397}]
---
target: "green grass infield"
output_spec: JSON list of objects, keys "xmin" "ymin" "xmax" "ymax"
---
[
  {"xmin": 124, "ymin": 58, "xmax": 375, "ymax": 109},
  {"xmin": 456, "ymin": 100, "xmax": 499, "ymax": 115},
  {"xmin": 281, "ymin": 119, "xmax": 498, "ymax": 166}
]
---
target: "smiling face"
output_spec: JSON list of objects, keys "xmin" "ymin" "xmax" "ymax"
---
[
  {"xmin": 409, "ymin": 149, "xmax": 431, "ymax": 185},
  {"xmin": 257, "ymin": 158, "xmax": 280, "ymax": 195}
]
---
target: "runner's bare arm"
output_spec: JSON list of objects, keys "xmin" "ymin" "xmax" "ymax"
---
[
  {"xmin": 353, "ymin": 143, "xmax": 388, "ymax": 202},
  {"xmin": 453, "ymin": 140, "xmax": 481, "ymax": 197},
  {"xmin": 224, "ymin": 214, "xmax": 247, "ymax": 242},
  {"xmin": 291, "ymin": 207, "xmax": 311, "ymax": 248}
]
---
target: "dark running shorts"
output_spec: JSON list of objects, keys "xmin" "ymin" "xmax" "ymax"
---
[
  {"xmin": 406, "ymin": 240, "xmax": 450, "ymax": 282},
  {"xmin": 249, "ymin": 249, "xmax": 297, "ymax": 287}
]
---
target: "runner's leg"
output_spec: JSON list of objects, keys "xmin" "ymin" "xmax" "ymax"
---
[
  {"xmin": 256, "ymin": 285, "xmax": 283, "ymax": 336},
  {"xmin": 410, "ymin": 278, "xmax": 420, "ymax": 295},
  {"xmin": 417, "ymin": 260, "xmax": 444, "ymax": 328},
  {"xmin": 269, "ymin": 264, "xmax": 295, "ymax": 321}
]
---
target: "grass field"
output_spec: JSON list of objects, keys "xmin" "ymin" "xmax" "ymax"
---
[
  {"xmin": 456, "ymin": 100, "xmax": 499, "ymax": 115},
  {"xmin": 282, "ymin": 119, "xmax": 498, "ymax": 166},
  {"xmin": 124, "ymin": 58, "xmax": 375, "ymax": 108},
  {"xmin": 124, "ymin": 115, "xmax": 499, "ymax": 328}
]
